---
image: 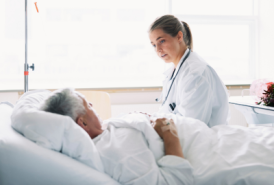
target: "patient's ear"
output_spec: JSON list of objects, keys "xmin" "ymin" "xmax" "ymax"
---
[{"xmin": 76, "ymin": 116, "xmax": 87, "ymax": 130}]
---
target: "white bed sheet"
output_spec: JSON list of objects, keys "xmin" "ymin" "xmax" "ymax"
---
[
  {"xmin": 0, "ymin": 103, "xmax": 120, "ymax": 185},
  {"xmin": 109, "ymin": 113, "xmax": 274, "ymax": 185},
  {"xmin": 174, "ymin": 115, "xmax": 274, "ymax": 185}
]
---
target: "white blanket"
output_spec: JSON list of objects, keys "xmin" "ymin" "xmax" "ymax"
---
[
  {"xmin": 107, "ymin": 113, "xmax": 274, "ymax": 185},
  {"xmin": 97, "ymin": 113, "xmax": 194, "ymax": 185}
]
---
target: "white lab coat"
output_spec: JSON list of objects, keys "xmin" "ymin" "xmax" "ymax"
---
[
  {"xmin": 94, "ymin": 114, "xmax": 194, "ymax": 185},
  {"xmin": 158, "ymin": 49, "xmax": 229, "ymax": 127}
]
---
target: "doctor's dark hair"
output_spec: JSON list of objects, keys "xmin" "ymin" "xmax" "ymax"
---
[
  {"xmin": 40, "ymin": 88, "xmax": 86, "ymax": 121},
  {"xmin": 149, "ymin": 15, "xmax": 193, "ymax": 51}
]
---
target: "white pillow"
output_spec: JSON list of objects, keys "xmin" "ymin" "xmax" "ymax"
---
[
  {"xmin": 0, "ymin": 103, "xmax": 119, "ymax": 185},
  {"xmin": 11, "ymin": 90, "xmax": 104, "ymax": 173}
]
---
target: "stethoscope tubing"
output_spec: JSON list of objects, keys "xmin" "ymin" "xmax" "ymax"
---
[{"xmin": 162, "ymin": 49, "xmax": 191, "ymax": 106}]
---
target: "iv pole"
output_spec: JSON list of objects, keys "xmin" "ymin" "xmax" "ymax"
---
[{"xmin": 24, "ymin": 0, "xmax": 35, "ymax": 93}]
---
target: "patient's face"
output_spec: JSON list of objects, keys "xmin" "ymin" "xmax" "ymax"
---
[
  {"xmin": 84, "ymin": 99, "xmax": 102, "ymax": 126},
  {"xmin": 78, "ymin": 98, "xmax": 103, "ymax": 138}
]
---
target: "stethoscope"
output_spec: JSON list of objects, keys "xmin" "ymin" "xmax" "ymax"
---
[{"xmin": 156, "ymin": 49, "xmax": 191, "ymax": 111}]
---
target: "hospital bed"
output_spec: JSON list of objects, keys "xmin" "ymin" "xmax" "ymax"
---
[
  {"xmin": 2, "ymin": 90, "xmax": 274, "ymax": 185},
  {"xmin": 0, "ymin": 91, "xmax": 119, "ymax": 185}
]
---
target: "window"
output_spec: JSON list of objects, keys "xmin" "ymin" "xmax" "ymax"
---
[
  {"xmin": 0, "ymin": 0, "xmax": 257, "ymax": 90},
  {"xmin": 172, "ymin": 0, "xmax": 257, "ymax": 85}
]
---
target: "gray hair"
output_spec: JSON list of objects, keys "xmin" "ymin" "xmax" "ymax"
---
[
  {"xmin": 40, "ymin": 88, "xmax": 86, "ymax": 121},
  {"xmin": 149, "ymin": 14, "xmax": 193, "ymax": 51}
]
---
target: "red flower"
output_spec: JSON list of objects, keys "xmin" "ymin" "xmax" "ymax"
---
[
  {"xmin": 261, "ymin": 82, "xmax": 274, "ymax": 107},
  {"xmin": 266, "ymin": 82, "xmax": 274, "ymax": 93}
]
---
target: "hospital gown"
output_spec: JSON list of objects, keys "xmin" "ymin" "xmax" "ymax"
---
[{"xmin": 93, "ymin": 118, "xmax": 194, "ymax": 185}]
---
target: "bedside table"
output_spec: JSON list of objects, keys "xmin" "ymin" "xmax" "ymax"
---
[{"xmin": 229, "ymin": 96, "xmax": 274, "ymax": 126}]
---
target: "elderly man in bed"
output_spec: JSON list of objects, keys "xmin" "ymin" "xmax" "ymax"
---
[
  {"xmin": 41, "ymin": 88, "xmax": 274, "ymax": 185},
  {"xmin": 41, "ymin": 88, "xmax": 194, "ymax": 185}
]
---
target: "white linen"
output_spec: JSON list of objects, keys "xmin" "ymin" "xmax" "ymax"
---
[
  {"xmin": 105, "ymin": 113, "xmax": 165, "ymax": 160},
  {"xmin": 159, "ymin": 49, "xmax": 230, "ymax": 127},
  {"xmin": 0, "ymin": 103, "xmax": 119, "ymax": 185},
  {"xmin": 11, "ymin": 90, "xmax": 104, "ymax": 173},
  {"xmin": 96, "ymin": 113, "xmax": 194, "ymax": 185},
  {"xmin": 119, "ymin": 113, "xmax": 274, "ymax": 185}
]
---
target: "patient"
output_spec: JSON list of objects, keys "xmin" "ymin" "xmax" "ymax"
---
[{"xmin": 41, "ymin": 88, "xmax": 194, "ymax": 185}]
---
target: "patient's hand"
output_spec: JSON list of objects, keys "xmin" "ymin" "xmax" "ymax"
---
[
  {"xmin": 153, "ymin": 118, "xmax": 177, "ymax": 138},
  {"xmin": 153, "ymin": 118, "xmax": 184, "ymax": 158}
]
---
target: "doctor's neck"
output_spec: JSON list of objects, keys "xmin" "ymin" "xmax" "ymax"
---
[{"xmin": 173, "ymin": 45, "xmax": 188, "ymax": 68}]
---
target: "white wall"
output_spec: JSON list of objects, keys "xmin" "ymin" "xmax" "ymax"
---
[
  {"xmin": 0, "ymin": 92, "xmax": 18, "ymax": 105},
  {"xmin": 110, "ymin": 91, "xmax": 162, "ymax": 117}
]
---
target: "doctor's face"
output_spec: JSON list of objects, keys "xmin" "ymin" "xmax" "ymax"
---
[{"xmin": 149, "ymin": 28, "xmax": 182, "ymax": 64}]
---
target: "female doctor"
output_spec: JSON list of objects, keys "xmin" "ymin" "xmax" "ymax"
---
[{"xmin": 149, "ymin": 15, "xmax": 230, "ymax": 127}]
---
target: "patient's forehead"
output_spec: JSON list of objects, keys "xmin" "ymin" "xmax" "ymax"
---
[{"xmin": 75, "ymin": 91, "xmax": 85, "ymax": 98}]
